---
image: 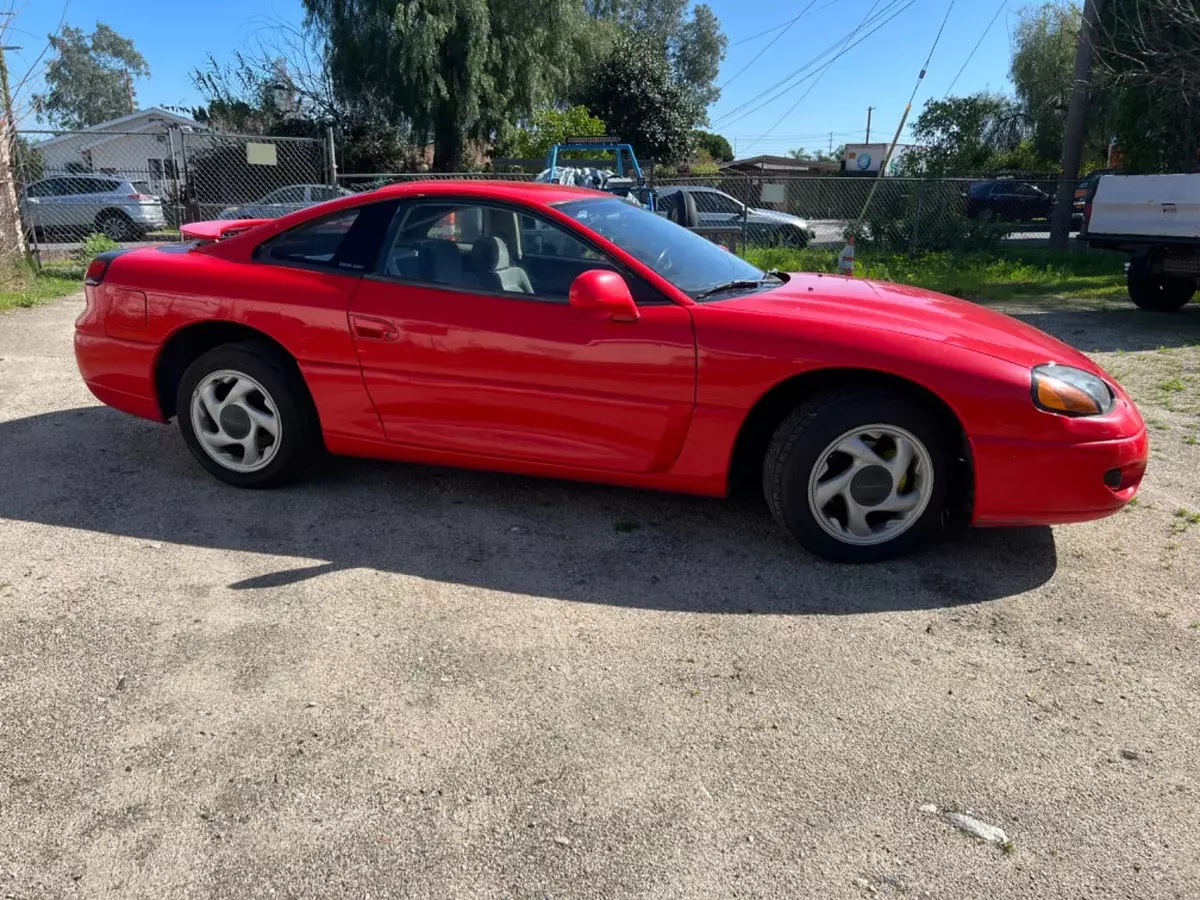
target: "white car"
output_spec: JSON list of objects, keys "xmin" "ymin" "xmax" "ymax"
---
[
  {"xmin": 654, "ymin": 185, "xmax": 817, "ymax": 247},
  {"xmin": 217, "ymin": 184, "xmax": 354, "ymax": 220},
  {"xmin": 21, "ymin": 174, "xmax": 166, "ymax": 241}
]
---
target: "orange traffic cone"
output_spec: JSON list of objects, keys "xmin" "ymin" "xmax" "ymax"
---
[{"xmin": 837, "ymin": 235, "xmax": 856, "ymax": 276}]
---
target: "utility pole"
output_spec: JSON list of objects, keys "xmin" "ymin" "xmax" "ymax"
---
[
  {"xmin": 828, "ymin": 132, "xmax": 834, "ymax": 155},
  {"xmin": 1050, "ymin": 0, "xmax": 1102, "ymax": 250},
  {"xmin": 866, "ymin": 106, "xmax": 875, "ymax": 143},
  {"xmin": 0, "ymin": 41, "xmax": 26, "ymax": 266}
]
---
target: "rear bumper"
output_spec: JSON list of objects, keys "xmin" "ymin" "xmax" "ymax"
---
[
  {"xmin": 75, "ymin": 332, "xmax": 165, "ymax": 422},
  {"xmin": 127, "ymin": 205, "xmax": 166, "ymax": 227},
  {"xmin": 971, "ymin": 427, "xmax": 1149, "ymax": 526}
]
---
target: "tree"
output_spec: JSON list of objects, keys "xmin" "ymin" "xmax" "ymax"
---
[
  {"xmin": 32, "ymin": 24, "xmax": 149, "ymax": 129},
  {"xmin": 694, "ymin": 130, "xmax": 733, "ymax": 161},
  {"xmin": 502, "ymin": 105, "xmax": 606, "ymax": 158},
  {"xmin": 786, "ymin": 147, "xmax": 813, "ymax": 161},
  {"xmin": 586, "ymin": 0, "xmax": 727, "ymax": 112},
  {"xmin": 903, "ymin": 93, "xmax": 1044, "ymax": 176},
  {"xmin": 302, "ymin": 0, "xmax": 586, "ymax": 171},
  {"xmin": 1010, "ymin": 3, "xmax": 1079, "ymax": 161},
  {"xmin": 575, "ymin": 30, "xmax": 701, "ymax": 165},
  {"xmin": 1095, "ymin": 0, "xmax": 1200, "ymax": 172}
]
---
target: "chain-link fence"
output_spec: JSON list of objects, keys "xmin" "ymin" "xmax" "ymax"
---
[
  {"xmin": 648, "ymin": 174, "xmax": 1084, "ymax": 253},
  {"xmin": 15, "ymin": 128, "xmax": 330, "ymax": 260},
  {"xmin": 14, "ymin": 123, "xmax": 1085, "ymax": 265}
]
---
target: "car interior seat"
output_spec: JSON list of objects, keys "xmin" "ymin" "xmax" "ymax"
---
[
  {"xmin": 470, "ymin": 236, "xmax": 533, "ymax": 294},
  {"xmin": 419, "ymin": 239, "xmax": 477, "ymax": 287}
]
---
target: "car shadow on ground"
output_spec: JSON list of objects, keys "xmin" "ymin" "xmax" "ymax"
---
[
  {"xmin": 0, "ymin": 407, "xmax": 1057, "ymax": 615},
  {"xmin": 999, "ymin": 303, "xmax": 1200, "ymax": 353}
]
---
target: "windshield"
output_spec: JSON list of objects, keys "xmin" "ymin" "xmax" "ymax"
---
[{"xmin": 553, "ymin": 197, "xmax": 765, "ymax": 299}]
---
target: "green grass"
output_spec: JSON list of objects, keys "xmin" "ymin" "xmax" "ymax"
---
[
  {"xmin": 0, "ymin": 261, "xmax": 82, "ymax": 313},
  {"xmin": 742, "ymin": 247, "xmax": 1126, "ymax": 303}
]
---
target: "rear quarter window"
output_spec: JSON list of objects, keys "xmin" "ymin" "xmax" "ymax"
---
[{"xmin": 255, "ymin": 200, "xmax": 398, "ymax": 273}]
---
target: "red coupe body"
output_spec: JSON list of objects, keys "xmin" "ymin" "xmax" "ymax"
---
[{"xmin": 75, "ymin": 180, "xmax": 1146, "ymax": 534}]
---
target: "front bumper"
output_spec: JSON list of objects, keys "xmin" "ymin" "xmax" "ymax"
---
[{"xmin": 971, "ymin": 426, "xmax": 1148, "ymax": 526}]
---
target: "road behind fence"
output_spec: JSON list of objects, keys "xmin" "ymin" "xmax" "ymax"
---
[{"xmin": 14, "ymin": 127, "xmax": 1081, "ymax": 262}]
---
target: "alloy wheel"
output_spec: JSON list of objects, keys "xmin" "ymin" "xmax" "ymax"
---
[
  {"xmin": 189, "ymin": 369, "xmax": 282, "ymax": 473},
  {"xmin": 806, "ymin": 423, "xmax": 934, "ymax": 547}
]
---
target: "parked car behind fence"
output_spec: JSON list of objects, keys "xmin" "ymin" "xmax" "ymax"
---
[{"xmin": 21, "ymin": 174, "xmax": 167, "ymax": 242}]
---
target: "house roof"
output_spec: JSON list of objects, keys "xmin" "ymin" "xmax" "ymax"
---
[
  {"xmin": 720, "ymin": 154, "xmax": 841, "ymax": 173},
  {"xmin": 33, "ymin": 108, "xmax": 202, "ymax": 148}
]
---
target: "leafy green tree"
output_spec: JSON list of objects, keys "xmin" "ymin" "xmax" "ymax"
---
[
  {"xmin": 32, "ymin": 24, "xmax": 150, "ymax": 129},
  {"xmin": 575, "ymin": 30, "xmax": 701, "ymax": 165},
  {"xmin": 903, "ymin": 93, "xmax": 1048, "ymax": 176},
  {"xmin": 1010, "ymin": 3, "xmax": 1078, "ymax": 161},
  {"xmin": 1096, "ymin": 0, "xmax": 1200, "ymax": 172},
  {"xmin": 694, "ymin": 130, "xmax": 733, "ymax": 162},
  {"xmin": 586, "ymin": 0, "xmax": 727, "ymax": 111},
  {"xmin": 503, "ymin": 105, "xmax": 607, "ymax": 158},
  {"xmin": 303, "ymin": 0, "xmax": 586, "ymax": 170}
]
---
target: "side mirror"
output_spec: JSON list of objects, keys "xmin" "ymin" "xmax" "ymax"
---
[{"xmin": 569, "ymin": 270, "xmax": 639, "ymax": 323}]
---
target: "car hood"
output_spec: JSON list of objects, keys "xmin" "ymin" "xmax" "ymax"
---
[
  {"xmin": 749, "ymin": 208, "xmax": 810, "ymax": 227},
  {"xmin": 718, "ymin": 273, "xmax": 1100, "ymax": 372}
]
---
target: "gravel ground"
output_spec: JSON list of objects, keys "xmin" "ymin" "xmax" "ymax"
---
[{"xmin": 1, "ymin": 294, "xmax": 1198, "ymax": 900}]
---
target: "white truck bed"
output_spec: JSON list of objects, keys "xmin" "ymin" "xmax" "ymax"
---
[{"xmin": 1087, "ymin": 174, "xmax": 1200, "ymax": 240}]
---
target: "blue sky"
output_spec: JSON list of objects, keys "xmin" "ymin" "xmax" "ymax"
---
[{"xmin": 12, "ymin": 0, "xmax": 1017, "ymax": 154}]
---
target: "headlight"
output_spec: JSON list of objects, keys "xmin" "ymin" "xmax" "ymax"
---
[{"xmin": 1031, "ymin": 364, "xmax": 1115, "ymax": 416}]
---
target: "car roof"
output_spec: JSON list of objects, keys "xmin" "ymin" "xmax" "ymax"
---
[
  {"xmin": 366, "ymin": 179, "xmax": 604, "ymax": 206},
  {"xmin": 37, "ymin": 173, "xmax": 124, "ymax": 182}
]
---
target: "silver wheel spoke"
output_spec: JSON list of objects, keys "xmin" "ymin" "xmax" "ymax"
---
[
  {"xmin": 240, "ymin": 433, "xmax": 263, "ymax": 467},
  {"xmin": 223, "ymin": 378, "xmax": 255, "ymax": 405},
  {"xmin": 885, "ymin": 436, "xmax": 914, "ymax": 479},
  {"xmin": 198, "ymin": 382, "xmax": 223, "ymax": 423},
  {"xmin": 876, "ymin": 489, "xmax": 922, "ymax": 514},
  {"xmin": 242, "ymin": 404, "xmax": 278, "ymax": 437},
  {"xmin": 813, "ymin": 465, "xmax": 858, "ymax": 509},
  {"xmin": 844, "ymin": 499, "xmax": 873, "ymax": 538},
  {"xmin": 836, "ymin": 435, "xmax": 882, "ymax": 464}
]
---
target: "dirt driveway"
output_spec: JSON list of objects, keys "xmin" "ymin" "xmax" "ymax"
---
[{"xmin": 1, "ymin": 294, "xmax": 1198, "ymax": 899}]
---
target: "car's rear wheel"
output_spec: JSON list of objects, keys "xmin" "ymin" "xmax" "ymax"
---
[
  {"xmin": 763, "ymin": 390, "xmax": 950, "ymax": 563},
  {"xmin": 1127, "ymin": 256, "xmax": 1196, "ymax": 312},
  {"xmin": 176, "ymin": 342, "xmax": 319, "ymax": 488},
  {"xmin": 96, "ymin": 210, "xmax": 136, "ymax": 242}
]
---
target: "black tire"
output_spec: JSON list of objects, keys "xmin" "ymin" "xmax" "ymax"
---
[
  {"xmin": 96, "ymin": 210, "xmax": 136, "ymax": 242},
  {"xmin": 762, "ymin": 389, "xmax": 952, "ymax": 563},
  {"xmin": 1127, "ymin": 257, "xmax": 1195, "ymax": 312},
  {"xmin": 175, "ymin": 341, "xmax": 320, "ymax": 488}
]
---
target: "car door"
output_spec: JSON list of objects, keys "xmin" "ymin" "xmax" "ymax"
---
[
  {"xmin": 22, "ymin": 178, "xmax": 68, "ymax": 232},
  {"xmin": 348, "ymin": 198, "xmax": 697, "ymax": 474},
  {"xmin": 77, "ymin": 177, "xmax": 121, "ymax": 230}
]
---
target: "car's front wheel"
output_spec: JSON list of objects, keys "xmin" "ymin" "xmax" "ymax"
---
[
  {"xmin": 763, "ymin": 390, "xmax": 951, "ymax": 562},
  {"xmin": 176, "ymin": 341, "xmax": 320, "ymax": 488}
]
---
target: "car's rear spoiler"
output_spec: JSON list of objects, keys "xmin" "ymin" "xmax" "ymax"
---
[{"xmin": 180, "ymin": 218, "xmax": 273, "ymax": 242}]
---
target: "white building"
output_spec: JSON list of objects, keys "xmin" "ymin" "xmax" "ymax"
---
[{"xmin": 32, "ymin": 108, "xmax": 213, "ymax": 194}]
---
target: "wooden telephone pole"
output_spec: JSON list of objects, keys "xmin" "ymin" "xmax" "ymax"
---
[{"xmin": 1050, "ymin": 0, "xmax": 1103, "ymax": 250}]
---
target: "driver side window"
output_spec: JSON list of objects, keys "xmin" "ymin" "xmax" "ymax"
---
[{"xmin": 381, "ymin": 201, "xmax": 644, "ymax": 302}]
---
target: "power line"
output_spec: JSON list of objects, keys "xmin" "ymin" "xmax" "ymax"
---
[
  {"xmin": 715, "ymin": 0, "xmax": 915, "ymax": 134},
  {"xmin": 740, "ymin": 0, "xmax": 895, "ymax": 154},
  {"xmin": 944, "ymin": 0, "xmax": 1005, "ymax": 97},
  {"xmin": 720, "ymin": 0, "xmax": 818, "ymax": 90},
  {"xmin": 906, "ymin": 0, "xmax": 955, "ymax": 109},
  {"xmin": 712, "ymin": 0, "xmax": 912, "ymax": 128},
  {"xmin": 726, "ymin": 0, "xmax": 841, "ymax": 47}
]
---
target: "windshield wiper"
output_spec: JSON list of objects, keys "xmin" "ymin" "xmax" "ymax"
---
[{"xmin": 694, "ymin": 274, "xmax": 782, "ymax": 301}]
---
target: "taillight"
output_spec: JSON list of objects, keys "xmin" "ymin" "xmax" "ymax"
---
[
  {"xmin": 1083, "ymin": 200, "xmax": 1093, "ymax": 233},
  {"xmin": 85, "ymin": 257, "xmax": 110, "ymax": 285},
  {"xmin": 127, "ymin": 193, "xmax": 155, "ymax": 200}
]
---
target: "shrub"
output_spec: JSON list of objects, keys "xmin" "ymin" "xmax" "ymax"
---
[{"xmin": 75, "ymin": 232, "xmax": 121, "ymax": 267}]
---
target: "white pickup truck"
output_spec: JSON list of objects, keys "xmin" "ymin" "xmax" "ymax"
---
[{"xmin": 1082, "ymin": 174, "xmax": 1200, "ymax": 312}]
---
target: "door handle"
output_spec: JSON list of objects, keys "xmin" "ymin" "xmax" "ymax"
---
[{"xmin": 350, "ymin": 315, "xmax": 399, "ymax": 342}]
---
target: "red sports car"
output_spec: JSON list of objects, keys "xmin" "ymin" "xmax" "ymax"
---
[{"xmin": 75, "ymin": 180, "xmax": 1147, "ymax": 562}]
